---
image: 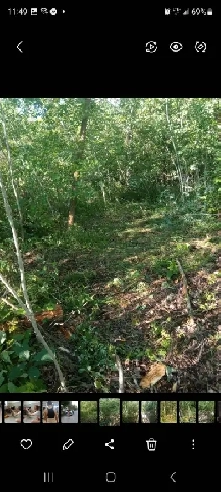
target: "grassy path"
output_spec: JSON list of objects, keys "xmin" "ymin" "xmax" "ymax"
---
[{"xmin": 44, "ymin": 203, "xmax": 218, "ymax": 393}]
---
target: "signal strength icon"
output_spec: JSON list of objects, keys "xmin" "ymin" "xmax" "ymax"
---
[{"xmin": 183, "ymin": 9, "xmax": 189, "ymax": 15}]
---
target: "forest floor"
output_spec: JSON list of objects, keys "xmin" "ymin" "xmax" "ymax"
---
[{"xmin": 1, "ymin": 202, "xmax": 219, "ymax": 393}]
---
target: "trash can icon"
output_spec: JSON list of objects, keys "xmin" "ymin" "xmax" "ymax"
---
[{"xmin": 146, "ymin": 438, "xmax": 157, "ymax": 451}]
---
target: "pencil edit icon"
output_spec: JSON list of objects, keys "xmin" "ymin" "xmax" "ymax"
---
[{"xmin": 63, "ymin": 439, "xmax": 74, "ymax": 450}]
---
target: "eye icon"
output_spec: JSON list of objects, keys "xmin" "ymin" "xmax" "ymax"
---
[{"xmin": 170, "ymin": 42, "xmax": 183, "ymax": 52}]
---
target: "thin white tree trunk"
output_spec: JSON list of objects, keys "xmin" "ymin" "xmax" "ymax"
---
[
  {"xmin": 0, "ymin": 100, "xmax": 24, "ymax": 241},
  {"xmin": 0, "ymin": 166, "xmax": 67, "ymax": 392},
  {"xmin": 165, "ymin": 98, "xmax": 185, "ymax": 199}
]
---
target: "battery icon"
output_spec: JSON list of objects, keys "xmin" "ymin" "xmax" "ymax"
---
[{"xmin": 207, "ymin": 8, "xmax": 212, "ymax": 14}]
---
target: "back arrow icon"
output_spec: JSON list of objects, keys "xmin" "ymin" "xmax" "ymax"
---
[
  {"xmin": 17, "ymin": 41, "xmax": 23, "ymax": 53},
  {"xmin": 171, "ymin": 472, "xmax": 176, "ymax": 483}
]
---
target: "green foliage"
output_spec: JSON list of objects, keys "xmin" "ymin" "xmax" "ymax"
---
[
  {"xmin": 160, "ymin": 401, "xmax": 177, "ymax": 423},
  {"xmin": 0, "ymin": 329, "xmax": 49, "ymax": 392},
  {"xmin": 0, "ymin": 97, "xmax": 218, "ymax": 392},
  {"xmin": 199, "ymin": 291, "xmax": 216, "ymax": 311},
  {"xmin": 154, "ymin": 258, "xmax": 179, "ymax": 280},
  {"xmin": 69, "ymin": 323, "xmax": 115, "ymax": 390},
  {"xmin": 141, "ymin": 401, "xmax": 157, "ymax": 423},
  {"xmin": 179, "ymin": 401, "xmax": 196, "ymax": 423},
  {"xmin": 80, "ymin": 401, "xmax": 98, "ymax": 423},
  {"xmin": 198, "ymin": 401, "xmax": 214, "ymax": 423},
  {"xmin": 122, "ymin": 401, "xmax": 139, "ymax": 423},
  {"xmin": 99, "ymin": 398, "xmax": 120, "ymax": 426}
]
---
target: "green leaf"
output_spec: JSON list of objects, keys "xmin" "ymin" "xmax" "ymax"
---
[
  {"xmin": 166, "ymin": 365, "xmax": 174, "ymax": 380},
  {"xmin": 19, "ymin": 350, "xmax": 30, "ymax": 360},
  {"xmin": 13, "ymin": 334, "xmax": 26, "ymax": 341},
  {"xmin": 0, "ymin": 383, "xmax": 8, "ymax": 392},
  {"xmin": 28, "ymin": 366, "xmax": 40, "ymax": 378},
  {"xmin": 8, "ymin": 381, "xmax": 19, "ymax": 392},
  {"xmin": 1, "ymin": 350, "xmax": 12, "ymax": 364},
  {"xmin": 16, "ymin": 308, "xmax": 26, "ymax": 315},
  {"xmin": 12, "ymin": 341, "xmax": 23, "ymax": 355},
  {"xmin": 18, "ymin": 379, "xmax": 46, "ymax": 392},
  {"xmin": 0, "ymin": 370, "xmax": 6, "ymax": 386},
  {"xmin": 0, "ymin": 331, "xmax": 7, "ymax": 344},
  {"xmin": 23, "ymin": 329, "xmax": 32, "ymax": 339},
  {"xmin": 16, "ymin": 383, "xmax": 35, "ymax": 392},
  {"xmin": 8, "ymin": 365, "xmax": 25, "ymax": 381},
  {"xmin": 157, "ymin": 349, "xmax": 166, "ymax": 357},
  {"xmin": 43, "ymin": 302, "xmax": 56, "ymax": 310},
  {"xmin": 13, "ymin": 341, "xmax": 30, "ymax": 358},
  {"xmin": 29, "ymin": 378, "xmax": 46, "ymax": 391},
  {"xmin": 33, "ymin": 349, "xmax": 53, "ymax": 362}
]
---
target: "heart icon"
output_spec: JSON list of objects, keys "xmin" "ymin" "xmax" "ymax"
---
[{"xmin": 20, "ymin": 439, "xmax": 32, "ymax": 450}]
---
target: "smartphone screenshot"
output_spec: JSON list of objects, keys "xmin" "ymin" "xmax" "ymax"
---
[{"xmin": 0, "ymin": 4, "xmax": 219, "ymax": 488}]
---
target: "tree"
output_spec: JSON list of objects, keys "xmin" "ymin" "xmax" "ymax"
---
[{"xmin": 68, "ymin": 98, "xmax": 91, "ymax": 226}]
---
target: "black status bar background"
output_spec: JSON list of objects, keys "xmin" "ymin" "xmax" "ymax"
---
[{"xmin": 0, "ymin": 5, "xmax": 218, "ymax": 94}]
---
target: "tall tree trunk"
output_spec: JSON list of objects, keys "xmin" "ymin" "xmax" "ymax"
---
[
  {"xmin": 68, "ymin": 171, "xmax": 78, "ymax": 226},
  {"xmin": 68, "ymin": 98, "xmax": 91, "ymax": 227},
  {"xmin": 0, "ymin": 100, "xmax": 24, "ymax": 242}
]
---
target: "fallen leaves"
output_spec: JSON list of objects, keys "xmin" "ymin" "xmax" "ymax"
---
[{"xmin": 140, "ymin": 362, "xmax": 166, "ymax": 389}]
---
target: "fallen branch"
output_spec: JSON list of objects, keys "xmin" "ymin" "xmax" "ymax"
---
[
  {"xmin": 1, "ymin": 297, "xmax": 20, "ymax": 311},
  {"xmin": 176, "ymin": 258, "xmax": 195, "ymax": 324},
  {"xmin": 191, "ymin": 340, "xmax": 205, "ymax": 365},
  {"xmin": 132, "ymin": 375, "xmax": 141, "ymax": 393}
]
